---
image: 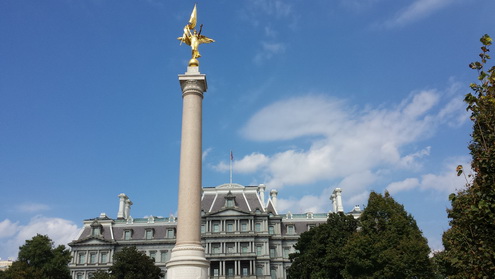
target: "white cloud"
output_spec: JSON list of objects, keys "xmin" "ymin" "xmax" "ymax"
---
[
  {"xmin": 213, "ymin": 81, "xmax": 467, "ymax": 212},
  {"xmin": 16, "ymin": 202, "xmax": 50, "ymax": 213},
  {"xmin": 0, "ymin": 219, "xmax": 19, "ymax": 238},
  {"xmin": 202, "ymin": 147, "xmax": 213, "ymax": 161},
  {"xmin": 215, "ymin": 152, "xmax": 269, "ymax": 174},
  {"xmin": 254, "ymin": 42, "xmax": 286, "ymax": 65},
  {"xmin": 381, "ymin": 0, "xmax": 456, "ymax": 28},
  {"xmin": 0, "ymin": 216, "xmax": 81, "ymax": 260},
  {"xmin": 386, "ymin": 156, "xmax": 472, "ymax": 194},
  {"xmin": 234, "ymin": 89, "xmax": 452, "ymax": 189}
]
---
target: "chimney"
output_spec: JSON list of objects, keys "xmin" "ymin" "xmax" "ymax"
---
[
  {"xmin": 258, "ymin": 184, "xmax": 266, "ymax": 208},
  {"xmin": 330, "ymin": 193, "xmax": 337, "ymax": 213},
  {"xmin": 117, "ymin": 193, "xmax": 128, "ymax": 219},
  {"xmin": 333, "ymin": 188, "xmax": 344, "ymax": 213},
  {"xmin": 270, "ymin": 189, "xmax": 278, "ymax": 210}
]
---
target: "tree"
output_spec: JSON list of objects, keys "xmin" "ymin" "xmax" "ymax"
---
[
  {"xmin": 2, "ymin": 234, "xmax": 71, "ymax": 279},
  {"xmin": 342, "ymin": 192, "xmax": 434, "ymax": 279},
  {"xmin": 441, "ymin": 34, "xmax": 495, "ymax": 278},
  {"xmin": 90, "ymin": 246, "xmax": 163, "ymax": 279},
  {"xmin": 288, "ymin": 213, "xmax": 358, "ymax": 279}
]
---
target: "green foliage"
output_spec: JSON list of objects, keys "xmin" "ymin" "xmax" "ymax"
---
[
  {"xmin": 442, "ymin": 34, "xmax": 495, "ymax": 278},
  {"xmin": 90, "ymin": 246, "xmax": 163, "ymax": 279},
  {"xmin": 342, "ymin": 192, "xmax": 434, "ymax": 279},
  {"xmin": 288, "ymin": 213, "xmax": 358, "ymax": 279},
  {"xmin": 2, "ymin": 234, "xmax": 71, "ymax": 279}
]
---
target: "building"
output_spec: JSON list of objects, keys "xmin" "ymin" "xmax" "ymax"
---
[
  {"xmin": 0, "ymin": 259, "xmax": 13, "ymax": 271},
  {"xmin": 68, "ymin": 184, "xmax": 360, "ymax": 279}
]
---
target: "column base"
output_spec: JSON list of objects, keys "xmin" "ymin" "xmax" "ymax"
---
[{"xmin": 166, "ymin": 244, "xmax": 209, "ymax": 279}]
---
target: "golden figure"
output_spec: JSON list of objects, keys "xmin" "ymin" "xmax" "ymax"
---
[{"xmin": 178, "ymin": 4, "xmax": 214, "ymax": 67}]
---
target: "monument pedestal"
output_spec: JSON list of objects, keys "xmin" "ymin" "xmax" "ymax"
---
[{"xmin": 166, "ymin": 66, "xmax": 209, "ymax": 278}]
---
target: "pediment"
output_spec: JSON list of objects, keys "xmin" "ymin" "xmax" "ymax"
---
[
  {"xmin": 209, "ymin": 208, "xmax": 251, "ymax": 216},
  {"xmin": 69, "ymin": 236, "xmax": 115, "ymax": 246}
]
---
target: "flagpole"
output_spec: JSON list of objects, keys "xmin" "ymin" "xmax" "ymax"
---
[{"xmin": 229, "ymin": 151, "xmax": 233, "ymax": 186}]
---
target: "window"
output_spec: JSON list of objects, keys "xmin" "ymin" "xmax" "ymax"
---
[
  {"xmin": 255, "ymin": 222, "xmax": 261, "ymax": 232},
  {"xmin": 256, "ymin": 245, "xmax": 263, "ymax": 256},
  {"xmin": 212, "ymin": 221, "xmax": 220, "ymax": 233},
  {"xmin": 100, "ymin": 252, "xmax": 108, "ymax": 263},
  {"xmin": 89, "ymin": 252, "xmax": 97, "ymax": 264},
  {"xmin": 78, "ymin": 253, "xmax": 86, "ymax": 264},
  {"xmin": 91, "ymin": 226, "xmax": 101, "ymax": 236},
  {"xmin": 308, "ymin": 224, "xmax": 316, "ymax": 231},
  {"xmin": 240, "ymin": 221, "xmax": 248, "ymax": 232},
  {"xmin": 149, "ymin": 251, "xmax": 156, "ymax": 262},
  {"xmin": 226, "ymin": 222, "xmax": 234, "ymax": 232},
  {"xmin": 271, "ymin": 267, "xmax": 277, "ymax": 279},
  {"xmin": 201, "ymin": 224, "xmax": 206, "ymax": 233},
  {"xmin": 242, "ymin": 267, "xmax": 249, "ymax": 276},
  {"xmin": 226, "ymin": 266, "xmax": 234, "ymax": 276},
  {"xmin": 241, "ymin": 242, "xmax": 249, "ymax": 254},
  {"xmin": 287, "ymin": 225, "xmax": 295, "ymax": 235},
  {"xmin": 76, "ymin": 273, "xmax": 84, "ymax": 279},
  {"xmin": 124, "ymin": 230, "xmax": 132, "ymax": 240},
  {"xmin": 268, "ymin": 225, "xmax": 274, "ymax": 234},
  {"xmin": 283, "ymin": 247, "xmax": 290, "ymax": 258},
  {"xmin": 256, "ymin": 266, "xmax": 263, "ymax": 276},
  {"xmin": 167, "ymin": 229, "xmax": 175, "ymax": 238},
  {"xmin": 212, "ymin": 243, "xmax": 221, "ymax": 254},
  {"xmin": 145, "ymin": 229, "xmax": 154, "ymax": 240},
  {"xmin": 226, "ymin": 198, "xmax": 234, "ymax": 207},
  {"xmin": 227, "ymin": 243, "xmax": 235, "ymax": 253},
  {"xmin": 270, "ymin": 247, "xmax": 276, "ymax": 258},
  {"xmin": 160, "ymin": 251, "xmax": 168, "ymax": 263}
]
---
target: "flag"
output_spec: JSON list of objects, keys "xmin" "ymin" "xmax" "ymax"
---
[
  {"xmin": 188, "ymin": 4, "xmax": 197, "ymax": 29},
  {"xmin": 230, "ymin": 151, "xmax": 234, "ymax": 161}
]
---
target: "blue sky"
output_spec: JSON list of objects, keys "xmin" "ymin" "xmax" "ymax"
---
[{"xmin": 1, "ymin": 0, "xmax": 494, "ymax": 259}]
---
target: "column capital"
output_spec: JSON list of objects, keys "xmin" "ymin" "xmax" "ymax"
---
[{"xmin": 179, "ymin": 67, "xmax": 207, "ymax": 98}]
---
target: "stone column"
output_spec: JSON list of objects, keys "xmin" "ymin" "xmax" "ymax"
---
[
  {"xmin": 333, "ymin": 188, "xmax": 344, "ymax": 213},
  {"xmin": 117, "ymin": 193, "xmax": 127, "ymax": 219},
  {"xmin": 166, "ymin": 66, "xmax": 209, "ymax": 278}
]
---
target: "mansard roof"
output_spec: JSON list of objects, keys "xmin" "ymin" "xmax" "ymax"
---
[{"xmin": 202, "ymin": 183, "xmax": 265, "ymax": 214}]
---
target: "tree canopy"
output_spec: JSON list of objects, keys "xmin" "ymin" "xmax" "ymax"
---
[
  {"xmin": 91, "ymin": 246, "xmax": 163, "ymax": 279},
  {"xmin": 441, "ymin": 34, "xmax": 495, "ymax": 278},
  {"xmin": 1, "ymin": 234, "xmax": 71, "ymax": 279},
  {"xmin": 288, "ymin": 212, "xmax": 358, "ymax": 279},
  {"xmin": 342, "ymin": 192, "xmax": 434, "ymax": 279}
]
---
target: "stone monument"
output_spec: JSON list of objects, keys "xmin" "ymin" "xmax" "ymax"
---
[{"xmin": 166, "ymin": 5, "xmax": 213, "ymax": 279}]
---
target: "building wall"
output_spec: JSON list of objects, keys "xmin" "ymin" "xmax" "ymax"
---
[{"xmin": 68, "ymin": 184, "xmax": 359, "ymax": 279}]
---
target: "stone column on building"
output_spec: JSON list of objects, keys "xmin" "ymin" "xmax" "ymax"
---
[
  {"xmin": 333, "ymin": 188, "xmax": 344, "ymax": 213},
  {"xmin": 166, "ymin": 66, "xmax": 209, "ymax": 279},
  {"xmin": 270, "ymin": 189, "xmax": 278, "ymax": 210},
  {"xmin": 330, "ymin": 193, "xmax": 337, "ymax": 213},
  {"xmin": 117, "ymin": 193, "xmax": 127, "ymax": 219},
  {"xmin": 259, "ymin": 184, "xmax": 266, "ymax": 208}
]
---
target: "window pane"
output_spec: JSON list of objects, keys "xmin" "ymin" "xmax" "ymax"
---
[
  {"xmin": 78, "ymin": 253, "xmax": 86, "ymax": 264},
  {"xmin": 100, "ymin": 253, "xmax": 108, "ymax": 263}
]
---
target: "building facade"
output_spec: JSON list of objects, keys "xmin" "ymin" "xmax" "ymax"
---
[{"xmin": 68, "ymin": 183, "xmax": 360, "ymax": 279}]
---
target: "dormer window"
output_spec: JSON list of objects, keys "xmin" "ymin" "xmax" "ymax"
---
[
  {"xmin": 90, "ymin": 220, "xmax": 103, "ymax": 237},
  {"xmin": 145, "ymin": 229, "xmax": 155, "ymax": 240},
  {"xmin": 225, "ymin": 191, "xmax": 236, "ymax": 208},
  {"xmin": 287, "ymin": 225, "xmax": 295, "ymax": 235},
  {"xmin": 124, "ymin": 229, "xmax": 133, "ymax": 240}
]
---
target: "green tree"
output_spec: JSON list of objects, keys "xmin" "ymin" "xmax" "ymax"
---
[
  {"xmin": 288, "ymin": 212, "xmax": 358, "ymax": 279},
  {"xmin": 441, "ymin": 34, "xmax": 495, "ymax": 278},
  {"xmin": 90, "ymin": 246, "xmax": 163, "ymax": 279},
  {"xmin": 342, "ymin": 192, "xmax": 434, "ymax": 279},
  {"xmin": 3, "ymin": 234, "xmax": 71, "ymax": 279}
]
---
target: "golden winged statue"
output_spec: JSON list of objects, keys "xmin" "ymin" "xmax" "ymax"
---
[{"xmin": 177, "ymin": 4, "xmax": 214, "ymax": 66}]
